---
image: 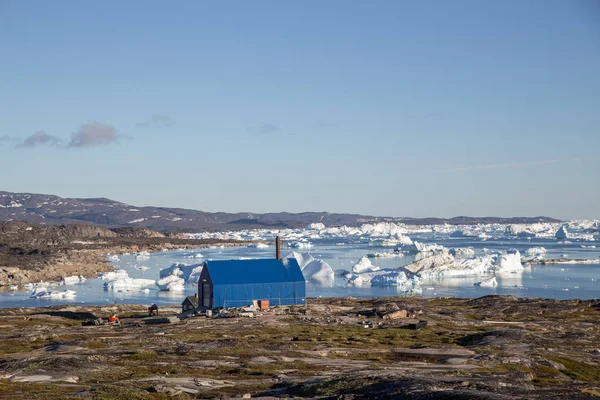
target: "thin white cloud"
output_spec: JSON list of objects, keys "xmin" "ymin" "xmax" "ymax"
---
[
  {"xmin": 68, "ymin": 122, "xmax": 119, "ymax": 148},
  {"xmin": 257, "ymin": 123, "xmax": 281, "ymax": 134},
  {"xmin": 136, "ymin": 114, "xmax": 175, "ymax": 129},
  {"xmin": 437, "ymin": 159, "xmax": 579, "ymax": 173},
  {"xmin": 19, "ymin": 131, "xmax": 62, "ymax": 148}
]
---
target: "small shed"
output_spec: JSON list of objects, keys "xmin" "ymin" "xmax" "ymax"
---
[
  {"xmin": 198, "ymin": 258, "xmax": 306, "ymax": 309},
  {"xmin": 181, "ymin": 293, "xmax": 199, "ymax": 313}
]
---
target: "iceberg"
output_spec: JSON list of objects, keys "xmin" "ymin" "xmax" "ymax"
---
[
  {"xmin": 400, "ymin": 241, "xmax": 445, "ymax": 254},
  {"xmin": 306, "ymin": 222, "xmax": 325, "ymax": 230},
  {"xmin": 247, "ymin": 243, "xmax": 269, "ymax": 249},
  {"xmin": 283, "ymin": 251, "xmax": 334, "ymax": 285},
  {"xmin": 345, "ymin": 269, "xmax": 420, "ymax": 287},
  {"xmin": 107, "ymin": 254, "xmax": 120, "ymax": 262},
  {"xmin": 156, "ymin": 275, "xmax": 185, "ymax": 291},
  {"xmin": 159, "ymin": 263, "xmax": 203, "ymax": 284},
  {"xmin": 556, "ymin": 225, "xmax": 569, "ymax": 240},
  {"xmin": 525, "ymin": 247, "xmax": 547, "ymax": 257},
  {"xmin": 30, "ymin": 287, "xmax": 77, "ymax": 299},
  {"xmin": 135, "ymin": 251, "xmax": 151, "ymax": 259},
  {"xmin": 104, "ymin": 278, "xmax": 156, "ymax": 290},
  {"xmin": 474, "ymin": 277, "xmax": 497, "ymax": 287},
  {"xmin": 366, "ymin": 252, "xmax": 404, "ymax": 258},
  {"xmin": 491, "ymin": 251, "xmax": 524, "ymax": 274},
  {"xmin": 418, "ymin": 255, "xmax": 495, "ymax": 279},
  {"xmin": 98, "ymin": 270, "xmax": 129, "ymax": 280},
  {"xmin": 61, "ymin": 275, "xmax": 86, "ymax": 285},
  {"xmin": 449, "ymin": 248, "xmax": 475, "ymax": 258},
  {"xmin": 352, "ymin": 256, "xmax": 380, "ymax": 273},
  {"xmin": 301, "ymin": 259, "xmax": 334, "ymax": 285},
  {"xmin": 404, "ymin": 252, "xmax": 455, "ymax": 274}
]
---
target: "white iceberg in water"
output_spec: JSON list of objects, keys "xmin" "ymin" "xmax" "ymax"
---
[
  {"xmin": 474, "ymin": 277, "xmax": 497, "ymax": 287},
  {"xmin": 104, "ymin": 278, "xmax": 156, "ymax": 290},
  {"xmin": 400, "ymin": 241, "xmax": 445, "ymax": 254},
  {"xmin": 98, "ymin": 270, "xmax": 129, "ymax": 280},
  {"xmin": 555, "ymin": 225, "xmax": 569, "ymax": 240},
  {"xmin": 418, "ymin": 255, "xmax": 495, "ymax": 279},
  {"xmin": 289, "ymin": 241, "xmax": 313, "ymax": 249},
  {"xmin": 284, "ymin": 251, "xmax": 334, "ymax": 285},
  {"xmin": 306, "ymin": 222, "xmax": 325, "ymax": 230},
  {"xmin": 185, "ymin": 253, "xmax": 204, "ymax": 259},
  {"xmin": 156, "ymin": 275, "xmax": 185, "ymax": 291},
  {"xmin": 352, "ymin": 256, "xmax": 380, "ymax": 273},
  {"xmin": 135, "ymin": 251, "xmax": 151, "ymax": 259},
  {"xmin": 247, "ymin": 243, "xmax": 269, "ymax": 249},
  {"xmin": 346, "ymin": 269, "xmax": 419, "ymax": 287},
  {"xmin": 449, "ymin": 248, "xmax": 475, "ymax": 258},
  {"xmin": 107, "ymin": 254, "xmax": 120, "ymax": 262},
  {"xmin": 30, "ymin": 287, "xmax": 76, "ymax": 299},
  {"xmin": 404, "ymin": 252, "xmax": 455, "ymax": 274},
  {"xmin": 160, "ymin": 263, "xmax": 203, "ymax": 284},
  {"xmin": 61, "ymin": 275, "xmax": 86, "ymax": 285},
  {"xmin": 366, "ymin": 252, "xmax": 404, "ymax": 258},
  {"xmin": 491, "ymin": 251, "xmax": 524, "ymax": 274},
  {"xmin": 525, "ymin": 247, "xmax": 547, "ymax": 257}
]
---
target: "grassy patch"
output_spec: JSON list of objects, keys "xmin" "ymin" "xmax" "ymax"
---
[
  {"xmin": 125, "ymin": 351, "xmax": 158, "ymax": 361},
  {"xmin": 551, "ymin": 356, "xmax": 600, "ymax": 383}
]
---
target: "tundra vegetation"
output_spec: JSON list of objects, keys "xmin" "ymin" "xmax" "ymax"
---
[{"xmin": 0, "ymin": 295, "xmax": 599, "ymax": 399}]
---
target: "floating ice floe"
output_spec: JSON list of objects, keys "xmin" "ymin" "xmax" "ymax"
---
[
  {"xmin": 9, "ymin": 285, "xmax": 18, "ymax": 291},
  {"xmin": 345, "ymin": 269, "xmax": 419, "ymax": 287},
  {"xmin": 98, "ymin": 270, "xmax": 129, "ymax": 281},
  {"xmin": 289, "ymin": 241, "xmax": 313, "ymax": 249},
  {"xmin": 400, "ymin": 241, "xmax": 445, "ymax": 254},
  {"xmin": 61, "ymin": 275, "xmax": 86, "ymax": 285},
  {"xmin": 352, "ymin": 256, "xmax": 381, "ymax": 273},
  {"xmin": 107, "ymin": 255, "xmax": 120, "ymax": 262},
  {"xmin": 104, "ymin": 278, "xmax": 156, "ymax": 291},
  {"xmin": 30, "ymin": 287, "xmax": 76, "ymax": 299},
  {"xmin": 581, "ymin": 245, "xmax": 596, "ymax": 249},
  {"xmin": 366, "ymin": 252, "xmax": 404, "ymax": 258},
  {"xmin": 247, "ymin": 243, "xmax": 269, "ymax": 249},
  {"xmin": 135, "ymin": 251, "xmax": 151, "ymax": 259},
  {"xmin": 156, "ymin": 275, "xmax": 185, "ymax": 291},
  {"xmin": 185, "ymin": 253, "xmax": 204, "ymax": 259},
  {"xmin": 135, "ymin": 265, "xmax": 150, "ymax": 271},
  {"xmin": 449, "ymin": 248, "xmax": 475, "ymax": 258},
  {"xmin": 474, "ymin": 277, "xmax": 498, "ymax": 287},
  {"xmin": 525, "ymin": 247, "xmax": 547, "ymax": 257}
]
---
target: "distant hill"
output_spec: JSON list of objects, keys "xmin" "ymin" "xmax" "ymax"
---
[{"xmin": 0, "ymin": 191, "xmax": 561, "ymax": 232}]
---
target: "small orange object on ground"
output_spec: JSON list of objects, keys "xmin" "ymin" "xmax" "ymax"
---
[{"xmin": 258, "ymin": 300, "xmax": 269, "ymax": 310}]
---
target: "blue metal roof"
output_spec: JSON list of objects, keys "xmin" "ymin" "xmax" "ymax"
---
[{"xmin": 204, "ymin": 258, "xmax": 305, "ymax": 285}]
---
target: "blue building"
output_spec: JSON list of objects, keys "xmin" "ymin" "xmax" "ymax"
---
[{"xmin": 197, "ymin": 258, "xmax": 306, "ymax": 309}]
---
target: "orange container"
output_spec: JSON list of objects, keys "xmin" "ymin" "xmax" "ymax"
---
[{"xmin": 258, "ymin": 299, "xmax": 269, "ymax": 310}]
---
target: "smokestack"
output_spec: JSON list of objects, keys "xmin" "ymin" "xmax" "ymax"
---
[{"xmin": 276, "ymin": 236, "xmax": 281, "ymax": 260}]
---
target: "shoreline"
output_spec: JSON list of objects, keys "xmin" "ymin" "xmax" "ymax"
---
[{"xmin": 0, "ymin": 239, "xmax": 250, "ymax": 287}]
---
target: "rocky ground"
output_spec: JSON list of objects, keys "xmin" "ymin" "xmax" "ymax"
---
[
  {"xmin": 0, "ymin": 295, "xmax": 599, "ymax": 399},
  {"xmin": 0, "ymin": 221, "xmax": 245, "ymax": 286}
]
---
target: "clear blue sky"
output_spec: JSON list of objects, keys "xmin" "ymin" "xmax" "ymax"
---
[{"xmin": 1, "ymin": 0, "xmax": 599, "ymax": 220}]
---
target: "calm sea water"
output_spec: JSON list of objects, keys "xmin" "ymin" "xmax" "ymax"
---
[{"xmin": 1, "ymin": 236, "xmax": 599, "ymax": 308}]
